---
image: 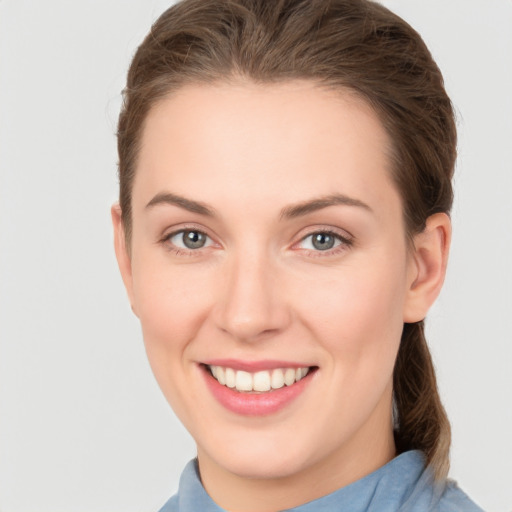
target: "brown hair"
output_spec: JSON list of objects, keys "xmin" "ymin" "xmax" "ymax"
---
[{"xmin": 117, "ymin": 0, "xmax": 456, "ymax": 479}]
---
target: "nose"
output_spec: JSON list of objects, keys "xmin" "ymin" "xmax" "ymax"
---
[{"xmin": 212, "ymin": 250, "xmax": 291, "ymax": 342}]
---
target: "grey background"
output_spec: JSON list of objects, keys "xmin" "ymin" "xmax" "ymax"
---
[{"xmin": 0, "ymin": 0, "xmax": 511, "ymax": 510}]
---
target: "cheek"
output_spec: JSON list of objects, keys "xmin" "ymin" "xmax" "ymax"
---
[
  {"xmin": 131, "ymin": 263, "xmax": 217, "ymax": 424},
  {"xmin": 301, "ymin": 259, "xmax": 406, "ymax": 336},
  {"xmin": 133, "ymin": 255, "xmax": 210, "ymax": 337},
  {"xmin": 296, "ymin": 256, "xmax": 407, "ymax": 383},
  {"xmin": 130, "ymin": 258, "xmax": 214, "ymax": 389}
]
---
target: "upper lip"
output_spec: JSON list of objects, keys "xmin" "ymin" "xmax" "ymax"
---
[{"xmin": 201, "ymin": 359, "xmax": 314, "ymax": 372}]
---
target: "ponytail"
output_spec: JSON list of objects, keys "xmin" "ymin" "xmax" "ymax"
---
[{"xmin": 393, "ymin": 321, "xmax": 451, "ymax": 480}]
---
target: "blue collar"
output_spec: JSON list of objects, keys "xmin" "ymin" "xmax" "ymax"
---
[{"xmin": 163, "ymin": 450, "xmax": 482, "ymax": 512}]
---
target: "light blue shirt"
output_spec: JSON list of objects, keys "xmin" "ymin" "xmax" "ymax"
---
[{"xmin": 159, "ymin": 451, "xmax": 484, "ymax": 511}]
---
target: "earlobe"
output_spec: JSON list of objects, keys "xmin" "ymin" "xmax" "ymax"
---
[
  {"xmin": 403, "ymin": 213, "xmax": 451, "ymax": 323},
  {"xmin": 111, "ymin": 203, "xmax": 138, "ymax": 316}
]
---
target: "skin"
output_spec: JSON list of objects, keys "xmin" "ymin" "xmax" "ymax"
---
[{"xmin": 112, "ymin": 80, "xmax": 450, "ymax": 512}]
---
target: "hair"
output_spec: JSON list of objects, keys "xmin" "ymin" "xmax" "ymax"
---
[{"xmin": 117, "ymin": 0, "xmax": 456, "ymax": 480}]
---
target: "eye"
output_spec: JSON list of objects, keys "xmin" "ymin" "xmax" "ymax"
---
[
  {"xmin": 167, "ymin": 229, "xmax": 213, "ymax": 250},
  {"xmin": 297, "ymin": 231, "xmax": 352, "ymax": 252}
]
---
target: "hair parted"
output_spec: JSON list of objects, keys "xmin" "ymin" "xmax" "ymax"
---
[{"xmin": 117, "ymin": 0, "xmax": 457, "ymax": 480}]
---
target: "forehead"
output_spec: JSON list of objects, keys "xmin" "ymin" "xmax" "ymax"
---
[{"xmin": 134, "ymin": 80, "xmax": 400, "ymax": 218}]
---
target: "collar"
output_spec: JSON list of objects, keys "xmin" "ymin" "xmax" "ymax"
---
[{"xmin": 172, "ymin": 450, "xmax": 443, "ymax": 512}]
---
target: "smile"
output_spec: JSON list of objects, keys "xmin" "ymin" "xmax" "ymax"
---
[
  {"xmin": 202, "ymin": 361, "xmax": 317, "ymax": 415},
  {"xmin": 208, "ymin": 365, "xmax": 310, "ymax": 393}
]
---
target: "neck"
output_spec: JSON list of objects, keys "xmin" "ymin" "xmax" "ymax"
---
[{"xmin": 197, "ymin": 416, "xmax": 396, "ymax": 512}]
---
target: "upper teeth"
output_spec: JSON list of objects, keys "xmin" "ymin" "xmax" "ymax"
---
[{"xmin": 209, "ymin": 366, "xmax": 310, "ymax": 392}]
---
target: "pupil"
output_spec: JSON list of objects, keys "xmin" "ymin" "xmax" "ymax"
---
[
  {"xmin": 312, "ymin": 233, "xmax": 335, "ymax": 250},
  {"xmin": 183, "ymin": 231, "xmax": 205, "ymax": 249}
]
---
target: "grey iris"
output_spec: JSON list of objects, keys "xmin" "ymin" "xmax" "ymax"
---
[
  {"xmin": 183, "ymin": 230, "xmax": 206, "ymax": 249},
  {"xmin": 312, "ymin": 233, "xmax": 335, "ymax": 250}
]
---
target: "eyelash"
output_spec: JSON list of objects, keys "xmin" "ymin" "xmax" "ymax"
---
[
  {"xmin": 160, "ymin": 226, "xmax": 215, "ymax": 256},
  {"xmin": 293, "ymin": 229, "xmax": 353, "ymax": 258},
  {"xmin": 160, "ymin": 227, "xmax": 354, "ymax": 257}
]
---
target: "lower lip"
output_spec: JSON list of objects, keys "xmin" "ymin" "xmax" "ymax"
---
[{"xmin": 202, "ymin": 366, "xmax": 314, "ymax": 416}]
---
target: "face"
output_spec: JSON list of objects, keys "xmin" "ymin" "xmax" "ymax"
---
[{"xmin": 115, "ymin": 81, "xmax": 423, "ymax": 489}]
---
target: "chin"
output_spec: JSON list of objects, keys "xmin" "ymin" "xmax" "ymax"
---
[
  {"xmin": 198, "ymin": 428, "xmax": 325, "ymax": 481},
  {"xmin": 212, "ymin": 451, "xmax": 311, "ymax": 481}
]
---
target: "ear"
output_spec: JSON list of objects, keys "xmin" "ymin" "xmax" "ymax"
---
[
  {"xmin": 111, "ymin": 203, "xmax": 138, "ymax": 316},
  {"xmin": 403, "ymin": 213, "xmax": 452, "ymax": 323}
]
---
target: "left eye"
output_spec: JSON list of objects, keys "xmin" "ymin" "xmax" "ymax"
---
[
  {"xmin": 168, "ymin": 230, "xmax": 213, "ymax": 250},
  {"xmin": 299, "ymin": 232, "xmax": 345, "ymax": 251}
]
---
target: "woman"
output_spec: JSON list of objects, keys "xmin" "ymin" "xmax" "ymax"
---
[{"xmin": 112, "ymin": 0, "xmax": 483, "ymax": 510}]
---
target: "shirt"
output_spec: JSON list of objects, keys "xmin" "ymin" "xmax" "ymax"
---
[{"xmin": 158, "ymin": 450, "xmax": 484, "ymax": 511}]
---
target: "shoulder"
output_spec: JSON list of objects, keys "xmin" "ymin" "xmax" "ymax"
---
[
  {"xmin": 155, "ymin": 459, "xmax": 223, "ymax": 512},
  {"xmin": 157, "ymin": 494, "xmax": 179, "ymax": 512},
  {"xmin": 387, "ymin": 452, "xmax": 484, "ymax": 512},
  {"xmin": 438, "ymin": 480, "xmax": 485, "ymax": 512}
]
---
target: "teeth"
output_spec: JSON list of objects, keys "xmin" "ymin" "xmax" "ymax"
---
[
  {"xmin": 236, "ymin": 370, "xmax": 253, "ymax": 391},
  {"xmin": 225, "ymin": 367, "xmax": 236, "ymax": 388},
  {"xmin": 253, "ymin": 371, "xmax": 271, "ymax": 392},
  {"xmin": 271, "ymin": 369, "xmax": 285, "ymax": 389},
  {"xmin": 216, "ymin": 366, "xmax": 226, "ymax": 385},
  {"xmin": 284, "ymin": 368, "xmax": 296, "ymax": 386},
  {"xmin": 208, "ymin": 365, "xmax": 310, "ymax": 392}
]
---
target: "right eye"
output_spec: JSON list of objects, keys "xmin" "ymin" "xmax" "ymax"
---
[{"xmin": 167, "ymin": 229, "xmax": 214, "ymax": 250}]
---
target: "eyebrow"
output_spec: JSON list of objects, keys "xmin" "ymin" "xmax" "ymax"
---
[
  {"xmin": 145, "ymin": 192, "xmax": 216, "ymax": 216},
  {"xmin": 280, "ymin": 194, "xmax": 372, "ymax": 219},
  {"xmin": 145, "ymin": 191, "xmax": 371, "ymax": 219}
]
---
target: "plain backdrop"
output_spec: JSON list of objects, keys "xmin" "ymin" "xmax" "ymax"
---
[{"xmin": 0, "ymin": 1, "xmax": 511, "ymax": 511}]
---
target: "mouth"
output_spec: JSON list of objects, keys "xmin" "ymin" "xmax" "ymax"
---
[
  {"xmin": 200, "ymin": 361, "xmax": 317, "ymax": 415},
  {"xmin": 206, "ymin": 364, "xmax": 312, "ymax": 393}
]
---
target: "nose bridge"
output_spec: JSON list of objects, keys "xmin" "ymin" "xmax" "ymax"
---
[{"xmin": 214, "ymin": 242, "xmax": 289, "ymax": 341}]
